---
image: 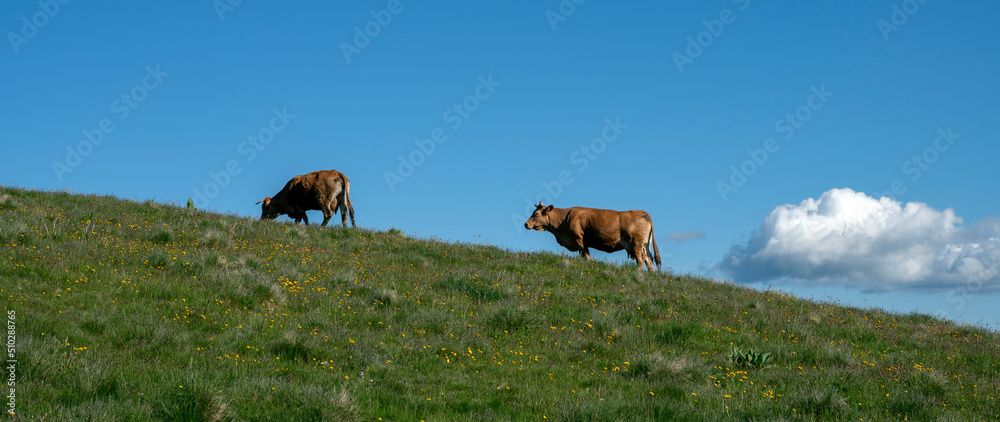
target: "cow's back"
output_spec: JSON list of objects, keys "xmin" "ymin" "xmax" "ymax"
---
[
  {"xmin": 571, "ymin": 207, "xmax": 651, "ymax": 252},
  {"xmin": 282, "ymin": 170, "xmax": 344, "ymax": 210}
]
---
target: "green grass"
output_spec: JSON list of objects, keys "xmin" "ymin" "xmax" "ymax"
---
[{"xmin": 2, "ymin": 186, "xmax": 999, "ymax": 421}]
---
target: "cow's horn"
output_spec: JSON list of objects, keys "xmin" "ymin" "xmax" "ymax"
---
[{"xmin": 255, "ymin": 198, "xmax": 266, "ymax": 205}]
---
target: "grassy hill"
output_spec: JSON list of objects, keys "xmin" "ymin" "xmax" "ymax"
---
[{"xmin": 2, "ymin": 186, "xmax": 998, "ymax": 421}]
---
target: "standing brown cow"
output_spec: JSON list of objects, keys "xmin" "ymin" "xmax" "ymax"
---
[
  {"xmin": 524, "ymin": 203, "xmax": 661, "ymax": 271},
  {"xmin": 257, "ymin": 170, "xmax": 355, "ymax": 227}
]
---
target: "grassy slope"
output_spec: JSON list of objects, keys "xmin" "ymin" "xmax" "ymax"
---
[{"xmin": 1, "ymin": 186, "xmax": 998, "ymax": 421}]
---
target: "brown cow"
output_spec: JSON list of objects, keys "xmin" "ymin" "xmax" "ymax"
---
[
  {"xmin": 524, "ymin": 203, "xmax": 661, "ymax": 271},
  {"xmin": 257, "ymin": 169, "xmax": 355, "ymax": 227}
]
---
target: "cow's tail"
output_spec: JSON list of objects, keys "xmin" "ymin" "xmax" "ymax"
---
[
  {"xmin": 648, "ymin": 219, "xmax": 662, "ymax": 271},
  {"xmin": 343, "ymin": 176, "xmax": 356, "ymax": 227}
]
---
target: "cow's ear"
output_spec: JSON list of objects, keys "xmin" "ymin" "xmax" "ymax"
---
[{"xmin": 545, "ymin": 205, "xmax": 554, "ymax": 213}]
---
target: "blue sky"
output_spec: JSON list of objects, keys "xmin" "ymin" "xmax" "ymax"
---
[{"xmin": 3, "ymin": 1, "xmax": 998, "ymax": 328}]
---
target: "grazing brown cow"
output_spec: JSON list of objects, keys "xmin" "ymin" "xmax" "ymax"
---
[
  {"xmin": 257, "ymin": 169, "xmax": 355, "ymax": 227},
  {"xmin": 524, "ymin": 203, "xmax": 661, "ymax": 271}
]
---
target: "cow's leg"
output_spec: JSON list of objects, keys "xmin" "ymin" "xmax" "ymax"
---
[
  {"xmin": 320, "ymin": 208, "xmax": 332, "ymax": 227},
  {"xmin": 301, "ymin": 213, "xmax": 309, "ymax": 225},
  {"xmin": 632, "ymin": 240, "xmax": 649, "ymax": 271},
  {"xmin": 568, "ymin": 235, "xmax": 590, "ymax": 260},
  {"xmin": 641, "ymin": 227, "xmax": 658, "ymax": 272},
  {"xmin": 644, "ymin": 243, "xmax": 656, "ymax": 272},
  {"xmin": 335, "ymin": 188, "xmax": 353, "ymax": 227},
  {"xmin": 338, "ymin": 195, "xmax": 349, "ymax": 228},
  {"xmin": 332, "ymin": 196, "xmax": 339, "ymax": 218}
]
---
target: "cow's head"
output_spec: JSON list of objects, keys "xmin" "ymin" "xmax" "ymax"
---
[
  {"xmin": 256, "ymin": 197, "xmax": 281, "ymax": 220},
  {"xmin": 524, "ymin": 202, "xmax": 554, "ymax": 231}
]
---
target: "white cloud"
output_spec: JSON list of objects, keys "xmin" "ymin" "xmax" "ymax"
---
[{"xmin": 720, "ymin": 188, "xmax": 1000, "ymax": 292}]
